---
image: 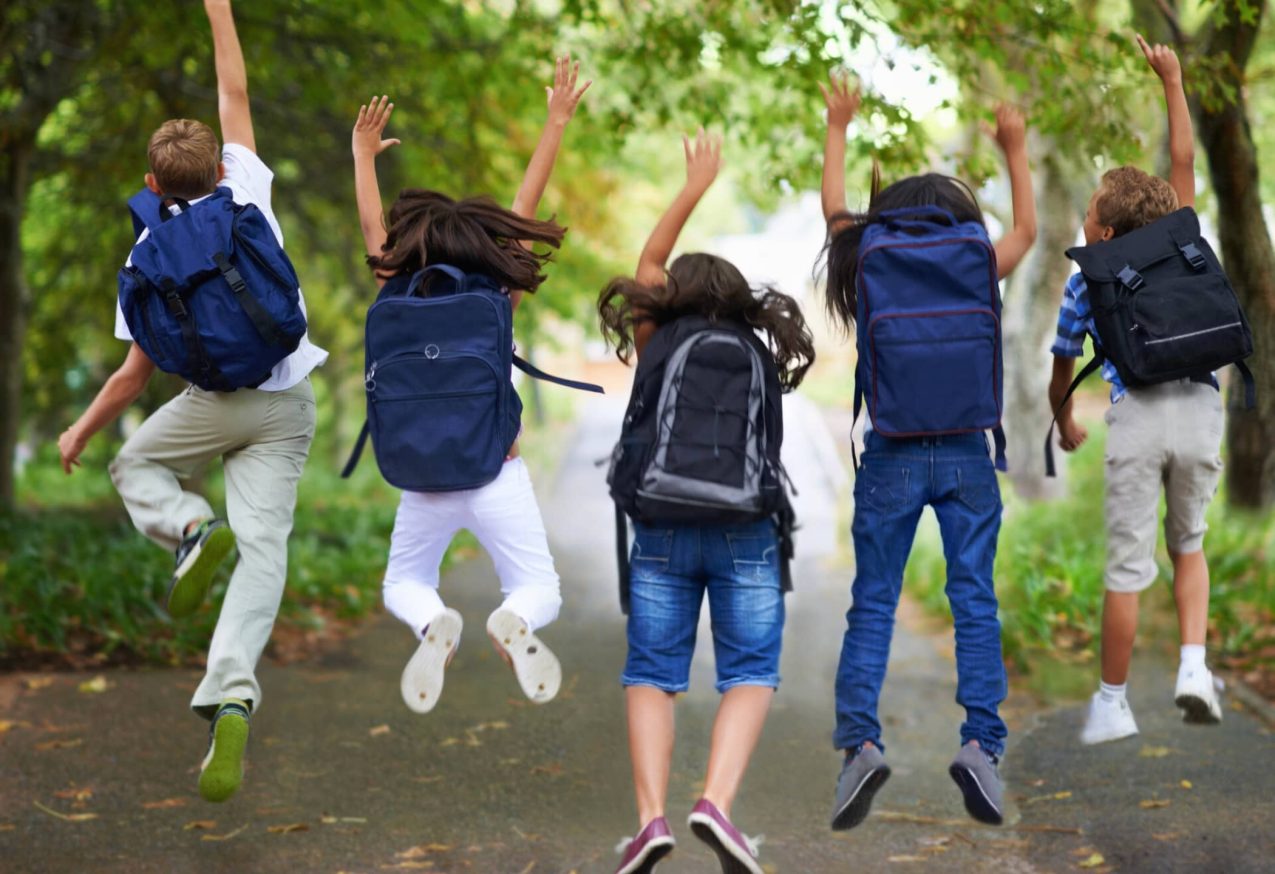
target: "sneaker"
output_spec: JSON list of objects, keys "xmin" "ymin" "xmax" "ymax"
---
[
  {"xmin": 1175, "ymin": 665, "xmax": 1223, "ymax": 725},
  {"xmin": 687, "ymin": 799, "xmax": 764, "ymax": 874},
  {"xmin": 486, "ymin": 608, "xmax": 561, "ymax": 704},
  {"xmin": 830, "ymin": 743, "xmax": 891, "ymax": 831},
  {"xmin": 168, "ymin": 519, "xmax": 236, "ymax": 619},
  {"xmin": 198, "ymin": 699, "xmax": 250, "ymax": 803},
  {"xmin": 949, "ymin": 742, "xmax": 1004, "ymax": 825},
  {"xmin": 614, "ymin": 816, "xmax": 675, "ymax": 874},
  {"xmin": 1080, "ymin": 691, "xmax": 1140, "ymax": 745},
  {"xmin": 400, "ymin": 608, "xmax": 463, "ymax": 714}
]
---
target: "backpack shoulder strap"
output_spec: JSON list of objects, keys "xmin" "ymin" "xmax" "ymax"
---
[
  {"xmin": 1044, "ymin": 350, "xmax": 1105, "ymax": 477},
  {"xmin": 512, "ymin": 354, "xmax": 604, "ymax": 394},
  {"xmin": 128, "ymin": 188, "xmax": 167, "ymax": 237},
  {"xmin": 615, "ymin": 504, "xmax": 631, "ymax": 615},
  {"xmin": 341, "ymin": 420, "xmax": 371, "ymax": 479}
]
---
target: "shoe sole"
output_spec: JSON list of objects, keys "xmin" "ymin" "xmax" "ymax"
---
[
  {"xmin": 830, "ymin": 764, "xmax": 891, "ymax": 831},
  {"xmin": 486, "ymin": 608, "xmax": 561, "ymax": 704},
  {"xmin": 1175, "ymin": 692, "xmax": 1222, "ymax": 725},
  {"xmin": 401, "ymin": 609, "xmax": 463, "ymax": 714},
  {"xmin": 616, "ymin": 837, "xmax": 675, "ymax": 874},
  {"xmin": 199, "ymin": 711, "xmax": 249, "ymax": 803},
  {"xmin": 688, "ymin": 815, "xmax": 763, "ymax": 874},
  {"xmin": 168, "ymin": 526, "xmax": 236, "ymax": 619},
  {"xmin": 949, "ymin": 763, "xmax": 1003, "ymax": 825}
]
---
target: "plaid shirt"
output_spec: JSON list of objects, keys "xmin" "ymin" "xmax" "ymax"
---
[{"xmin": 1051, "ymin": 271, "xmax": 1127, "ymax": 402}]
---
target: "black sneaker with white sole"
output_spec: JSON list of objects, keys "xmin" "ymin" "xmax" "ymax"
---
[{"xmin": 168, "ymin": 519, "xmax": 236, "ymax": 619}]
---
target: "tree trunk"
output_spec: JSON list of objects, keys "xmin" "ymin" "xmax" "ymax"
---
[
  {"xmin": 0, "ymin": 144, "xmax": 32, "ymax": 510},
  {"xmin": 1001, "ymin": 148, "xmax": 1086, "ymax": 499}
]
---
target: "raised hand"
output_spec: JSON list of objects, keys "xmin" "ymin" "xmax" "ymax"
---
[
  {"xmin": 1136, "ymin": 33, "xmax": 1182, "ymax": 85},
  {"xmin": 352, "ymin": 95, "xmax": 401, "ymax": 159},
  {"xmin": 682, "ymin": 127, "xmax": 722, "ymax": 193},
  {"xmin": 546, "ymin": 54, "xmax": 592, "ymax": 127},
  {"xmin": 986, "ymin": 103, "xmax": 1027, "ymax": 155},
  {"xmin": 819, "ymin": 71, "xmax": 861, "ymax": 128}
]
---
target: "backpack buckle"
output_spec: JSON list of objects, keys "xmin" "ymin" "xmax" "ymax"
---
[
  {"xmin": 1179, "ymin": 241, "xmax": 1207, "ymax": 270},
  {"xmin": 1116, "ymin": 265, "xmax": 1144, "ymax": 291},
  {"xmin": 163, "ymin": 290, "xmax": 189, "ymax": 319}
]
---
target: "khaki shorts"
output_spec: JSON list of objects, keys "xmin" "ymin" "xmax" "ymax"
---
[{"xmin": 1103, "ymin": 380, "xmax": 1224, "ymax": 593}]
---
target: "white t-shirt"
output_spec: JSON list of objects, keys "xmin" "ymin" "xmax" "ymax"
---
[{"xmin": 115, "ymin": 143, "xmax": 328, "ymax": 391}]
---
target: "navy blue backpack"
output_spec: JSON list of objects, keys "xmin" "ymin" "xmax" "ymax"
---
[
  {"xmin": 118, "ymin": 187, "xmax": 306, "ymax": 391},
  {"xmin": 341, "ymin": 264, "xmax": 603, "ymax": 492},
  {"xmin": 853, "ymin": 206, "xmax": 1007, "ymax": 470}
]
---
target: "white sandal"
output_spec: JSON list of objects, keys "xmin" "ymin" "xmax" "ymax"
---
[
  {"xmin": 486, "ymin": 608, "xmax": 561, "ymax": 704},
  {"xmin": 400, "ymin": 608, "xmax": 462, "ymax": 713}
]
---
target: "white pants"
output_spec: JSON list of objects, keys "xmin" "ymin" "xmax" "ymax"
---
[{"xmin": 383, "ymin": 458, "xmax": 562, "ymax": 636}]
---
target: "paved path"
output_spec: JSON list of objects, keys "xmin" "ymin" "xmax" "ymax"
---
[{"xmin": 2, "ymin": 397, "xmax": 1272, "ymax": 873}]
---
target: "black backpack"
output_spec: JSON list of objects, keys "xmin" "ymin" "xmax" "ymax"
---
[
  {"xmin": 1046, "ymin": 207, "xmax": 1255, "ymax": 476},
  {"xmin": 607, "ymin": 315, "xmax": 794, "ymax": 612}
]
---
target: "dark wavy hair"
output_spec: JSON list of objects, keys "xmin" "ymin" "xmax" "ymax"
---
[
  {"xmin": 597, "ymin": 252, "xmax": 815, "ymax": 391},
  {"xmin": 822, "ymin": 173, "xmax": 985, "ymax": 331},
  {"xmin": 368, "ymin": 189, "xmax": 566, "ymax": 292}
]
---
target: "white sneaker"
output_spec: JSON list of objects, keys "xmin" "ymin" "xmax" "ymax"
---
[
  {"xmin": 1175, "ymin": 665, "xmax": 1223, "ymax": 725},
  {"xmin": 486, "ymin": 608, "xmax": 561, "ymax": 704},
  {"xmin": 1080, "ymin": 692, "xmax": 1139, "ymax": 745},
  {"xmin": 400, "ymin": 608, "xmax": 463, "ymax": 714}
]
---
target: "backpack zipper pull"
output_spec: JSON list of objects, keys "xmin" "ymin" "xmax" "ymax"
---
[{"xmin": 365, "ymin": 362, "xmax": 377, "ymax": 391}]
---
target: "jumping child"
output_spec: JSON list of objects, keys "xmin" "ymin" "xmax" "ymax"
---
[
  {"xmin": 350, "ymin": 58, "xmax": 592, "ymax": 713},
  {"xmin": 820, "ymin": 73, "xmax": 1036, "ymax": 827}
]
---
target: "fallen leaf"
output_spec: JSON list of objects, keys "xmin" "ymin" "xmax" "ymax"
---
[
  {"xmin": 1077, "ymin": 853, "xmax": 1105, "ymax": 869},
  {"xmin": 369, "ymin": 724, "xmax": 392, "ymax": 737},
  {"xmin": 529, "ymin": 763, "xmax": 563, "ymax": 777},
  {"xmin": 1138, "ymin": 745, "xmax": 1173, "ymax": 758},
  {"xmin": 1072, "ymin": 847, "xmax": 1099, "ymax": 857},
  {"xmin": 888, "ymin": 855, "xmax": 928, "ymax": 863},
  {"xmin": 396, "ymin": 844, "xmax": 455, "ymax": 859},
  {"xmin": 32, "ymin": 801, "xmax": 97, "ymax": 822},
  {"xmin": 1179, "ymin": 780, "xmax": 1193, "ymax": 789},
  {"xmin": 1153, "ymin": 831, "xmax": 1183, "ymax": 841},
  {"xmin": 142, "ymin": 798, "xmax": 187, "ymax": 810},
  {"xmin": 381, "ymin": 863, "xmax": 435, "ymax": 871},
  {"xmin": 24, "ymin": 677, "xmax": 55, "ymax": 691},
  {"xmin": 183, "ymin": 820, "xmax": 217, "ymax": 830},
  {"xmin": 0, "ymin": 720, "xmax": 23, "ymax": 735},
  {"xmin": 1025, "ymin": 789, "xmax": 1072, "ymax": 804},
  {"xmin": 267, "ymin": 822, "xmax": 309, "ymax": 834},
  {"xmin": 1140, "ymin": 799, "xmax": 1171, "ymax": 809},
  {"xmin": 0, "ymin": 824, "xmax": 15, "ymax": 832},
  {"xmin": 35, "ymin": 738, "xmax": 83, "ymax": 751},
  {"xmin": 516, "ymin": 864, "xmax": 535, "ymax": 874},
  {"xmin": 53, "ymin": 786, "xmax": 93, "ymax": 803},
  {"xmin": 201, "ymin": 824, "xmax": 248, "ymax": 841},
  {"xmin": 77, "ymin": 676, "xmax": 111, "ymax": 694}
]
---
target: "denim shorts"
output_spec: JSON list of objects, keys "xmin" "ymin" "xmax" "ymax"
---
[{"xmin": 622, "ymin": 518, "xmax": 785, "ymax": 694}]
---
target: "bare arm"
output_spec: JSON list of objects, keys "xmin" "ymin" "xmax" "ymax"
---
[
  {"xmin": 987, "ymin": 104, "xmax": 1037, "ymax": 280},
  {"xmin": 1138, "ymin": 34, "xmax": 1195, "ymax": 208},
  {"xmin": 204, "ymin": 0, "xmax": 255, "ymax": 152},
  {"xmin": 818, "ymin": 72, "xmax": 861, "ymax": 230},
  {"xmin": 636, "ymin": 129, "xmax": 722, "ymax": 288},
  {"xmin": 58, "ymin": 343, "xmax": 156, "ymax": 474},
  {"xmin": 351, "ymin": 96, "xmax": 401, "ymax": 287},
  {"xmin": 509, "ymin": 55, "xmax": 591, "ymax": 310}
]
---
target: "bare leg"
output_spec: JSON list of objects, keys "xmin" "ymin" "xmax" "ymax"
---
[
  {"xmin": 627, "ymin": 685, "xmax": 676, "ymax": 827},
  {"xmin": 1101, "ymin": 591, "xmax": 1140, "ymax": 686},
  {"xmin": 1171, "ymin": 550, "xmax": 1210, "ymax": 646},
  {"xmin": 701, "ymin": 685, "xmax": 775, "ymax": 818}
]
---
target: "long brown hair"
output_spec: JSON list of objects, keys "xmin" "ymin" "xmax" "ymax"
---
[
  {"xmin": 597, "ymin": 252, "xmax": 815, "ymax": 391},
  {"xmin": 369, "ymin": 189, "xmax": 566, "ymax": 292}
]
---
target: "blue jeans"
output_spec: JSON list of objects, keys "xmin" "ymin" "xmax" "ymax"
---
[
  {"xmin": 834, "ymin": 431, "xmax": 1007, "ymax": 756},
  {"xmin": 623, "ymin": 519, "xmax": 785, "ymax": 694}
]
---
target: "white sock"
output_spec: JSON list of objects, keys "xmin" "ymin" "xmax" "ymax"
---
[
  {"xmin": 1180, "ymin": 644, "xmax": 1207, "ymax": 672},
  {"xmin": 1099, "ymin": 681, "xmax": 1127, "ymax": 703}
]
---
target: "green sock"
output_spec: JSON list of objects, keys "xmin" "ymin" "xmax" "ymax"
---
[{"xmin": 198, "ymin": 699, "xmax": 250, "ymax": 803}]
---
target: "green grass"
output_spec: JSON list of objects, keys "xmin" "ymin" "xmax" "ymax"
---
[{"xmin": 903, "ymin": 423, "xmax": 1275, "ymax": 686}]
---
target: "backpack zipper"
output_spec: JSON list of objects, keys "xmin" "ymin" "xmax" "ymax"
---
[{"xmin": 1143, "ymin": 321, "xmax": 1242, "ymax": 346}]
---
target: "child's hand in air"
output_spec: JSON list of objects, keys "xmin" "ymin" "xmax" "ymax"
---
[
  {"xmin": 1136, "ymin": 33, "xmax": 1182, "ymax": 85},
  {"xmin": 546, "ymin": 53, "xmax": 592, "ymax": 127},
  {"xmin": 819, "ymin": 71, "xmax": 861, "ymax": 128},
  {"xmin": 683, "ymin": 127, "xmax": 722, "ymax": 193},
  {"xmin": 986, "ymin": 103, "xmax": 1027, "ymax": 156},
  {"xmin": 57, "ymin": 427, "xmax": 86, "ymax": 475},
  {"xmin": 1058, "ymin": 417, "xmax": 1089, "ymax": 453},
  {"xmin": 352, "ymin": 95, "xmax": 401, "ymax": 160}
]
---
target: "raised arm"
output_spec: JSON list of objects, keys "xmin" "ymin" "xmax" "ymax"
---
[
  {"xmin": 58, "ymin": 343, "xmax": 156, "ymax": 474},
  {"xmin": 204, "ymin": 0, "xmax": 255, "ymax": 152},
  {"xmin": 1137, "ymin": 33, "xmax": 1195, "ymax": 209},
  {"xmin": 988, "ymin": 104, "xmax": 1036, "ymax": 280},
  {"xmin": 352, "ymin": 95, "xmax": 401, "ymax": 287},
  {"xmin": 636, "ymin": 129, "xmax": 722, "ymax": 287},
  {"xmin": 819, "ymin": 72, "xmax": 861, "ymax": 229}
]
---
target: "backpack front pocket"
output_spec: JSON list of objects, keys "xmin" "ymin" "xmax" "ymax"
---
[
  {"xmin": 1129, "ymin": 276, "xmax": 1252, "ymax": 378},
  {"xmin": 868, "ymin": 309, "xmax": 1000, "ymax": 435}
]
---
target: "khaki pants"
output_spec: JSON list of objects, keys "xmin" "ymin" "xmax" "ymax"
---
[{"xmin": 109, "ymin": 380, "xmax": 316, "ymax": 718}]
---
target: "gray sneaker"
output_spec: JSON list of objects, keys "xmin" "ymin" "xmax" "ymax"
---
[
  {"xmin": 949, "ymin": 743, "xmax": 1003, "ymax": 825},
  {"xmin": 830, "ymin": 744, "xmax": 891, "ymax": 831}
]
